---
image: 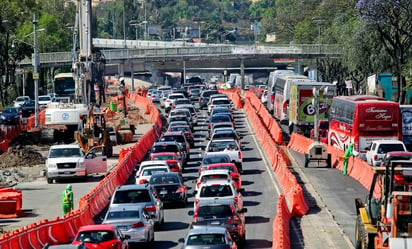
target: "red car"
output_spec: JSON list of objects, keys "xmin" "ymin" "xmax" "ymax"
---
[
  {"xmin": 72, "ymin": 224, "xmax": 129, "ymax": 249},
  {"xmin": 206, "ymin": 163, "xmax": 242, "ymax": 190},
  {"xmin": 150, "ymin": 152, "xmax": 183, "ymax": 174}
]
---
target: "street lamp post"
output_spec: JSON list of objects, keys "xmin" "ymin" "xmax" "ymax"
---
[
  {"xmin": 129, "ymin": 20, "xmax": 141, "ymax": 40},
  {"xmin": 312, "ymin": 18, "xmax": 324, "ymax": 45},
  {"xmin": 250, "ymin": 17, "xmax": 261, "ymax": 47},
  {"xmin": 32, "ymin": 14, "xmax": 40, "ymax": 128}
]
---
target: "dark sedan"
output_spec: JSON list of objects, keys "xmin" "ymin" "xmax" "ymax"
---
[
  {"xmin": 20, "ymin": 100, "xmax": 36, "ymax": 117},
  {"xmin": 0, "ymin": 107, "xmax": 21, "ymax": 125},
  {"xmin": 149, "ymin": 172, "xmax": 188, "ymax": 207}
]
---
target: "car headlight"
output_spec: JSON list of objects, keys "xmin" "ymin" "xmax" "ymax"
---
[
  {"xmin": 79, "ymin": 162, "xmax": 85, "ymax": 168},
  {"xmin": 47, "ymin": 163, "xmax": 57, "ymax": 168}
]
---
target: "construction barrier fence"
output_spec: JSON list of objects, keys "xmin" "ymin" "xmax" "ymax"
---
[{"xmin": 0, "ymin": 94, "xmax": 161, "ymax": 248}]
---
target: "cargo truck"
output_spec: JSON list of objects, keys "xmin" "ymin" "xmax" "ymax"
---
[{"xmin": 288, "ymin": 81, "xmax": 336, "ymax": 136}]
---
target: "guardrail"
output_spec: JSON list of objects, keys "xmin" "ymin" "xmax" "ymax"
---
[{"xmin": 19, "ymin": 44, "xmax": 341, "ymax": 67}]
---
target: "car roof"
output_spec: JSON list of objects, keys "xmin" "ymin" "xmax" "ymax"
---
[
  {"xmin": 187, "ymin": 225, "xmax": 228, "ymax": 235},
  {"xmin": 142, "ymin": 165, "xmax": 169, "ymax": 171},
  {"xmin": 50, "ymin": 144, "xmax": 81, "ymax": 149},
  {"xmin": 199, "ymin": 178, "xmax": 233, "ymax": 186},
  {"xmin": 140, "ymin": 160, "xmax": 169, "ymax": 166},
  {"xmin": 196, "ymin": 198, "xmax": 236, "ymax": 207},
  {"xmin": 373, "ymin": 140, "xmax": 404, "ymax": 144},
  {"xmin": 151, "ymin": 152, "xmax": 177, "ymax": 156},
  {"xmin": 150, "ymin": 172, "xmax": 180, "ymax": 177},
  {"xmin": 153, "ymin": 141, "xmax": 179, "ymax": 146},
  {"xmin": 107, "ymin": 205, "xmax": 143, "ymax": 212},
  {"xmin": 203, "ymin": 153, "xmax": 231, "ymax": 159},
  {"xmin": 115, "ymin": 184, "xmax": 150, "ymax": 191},
  {"xmin": 78, "ymin": 224, "xmax": 116, "ymax": 232},
  {"xmin": 163, "ymin": 131, "xmax": 184, "ymax": 136},
  {"xmin": 200, "ymin": 169, "xmax": 231, "ymax": 176}
]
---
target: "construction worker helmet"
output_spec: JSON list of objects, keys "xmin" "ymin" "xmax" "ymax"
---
[{"xmin": 66, "ymin": 184, "xmax": 72, "ymax": 191}]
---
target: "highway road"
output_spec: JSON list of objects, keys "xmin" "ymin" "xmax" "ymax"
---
[{"xmin": 0, "ymin": 95, "xmax": 366, "ymax": 249}]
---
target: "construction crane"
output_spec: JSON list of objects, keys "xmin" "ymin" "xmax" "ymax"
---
[{"xmin": 355, "ymin": 151, "xmax": 412, "ymax": 249}]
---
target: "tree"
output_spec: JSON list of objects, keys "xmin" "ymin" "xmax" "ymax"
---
[{"xmin": 356, "ymin": 0, "xmax": 412, "ymax": 103}]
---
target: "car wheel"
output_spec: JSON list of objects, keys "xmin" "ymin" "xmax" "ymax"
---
[{"xmin": 46, "ymin": 177, "xmax": 53, "ymax": 184}]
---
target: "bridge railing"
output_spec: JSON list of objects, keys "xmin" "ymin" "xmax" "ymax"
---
[{"xmin": 19, "ymin": 44, "xmax": 341, "ymax": 66}]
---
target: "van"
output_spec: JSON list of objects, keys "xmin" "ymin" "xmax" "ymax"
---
[{"xmin": 266, "ymin": 70, "xmax": 295, "ymax": 113}]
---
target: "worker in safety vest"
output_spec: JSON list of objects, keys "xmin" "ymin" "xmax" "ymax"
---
[
  {"xmin": 343, "ymin": 143, "xmax": 354, "ymax": 176},
  {"xmin": 62, "ymin": 184, "xmax": 74, "ymax": 215}
]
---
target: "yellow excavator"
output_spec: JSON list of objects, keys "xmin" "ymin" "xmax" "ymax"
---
[{"xmin": 75, "ymin": 105, "xmax": 113, "ymax": 157}]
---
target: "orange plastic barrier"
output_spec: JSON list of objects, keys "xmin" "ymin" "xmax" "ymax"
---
[
  {"xmin": 272, "ymin": 194, "xmax": 291, "ymax": 249},
  {"xmin": 0, "ymin": 187, "xmax": 24, "ymax": 218},
  {"xmin": 287, "ymin": 132, "xmax": 314, "ymax": 154}
]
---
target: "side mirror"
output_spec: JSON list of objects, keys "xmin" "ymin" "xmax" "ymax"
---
[
  {"xmin": 178, "ymin": 238, "xmax": 185, "ymax": 243},
  {"xmin": 188, "ymin": 210, "xmax": 194, "ymax": 216},
  {"xmin": 192, "ymin": 190, "xmax": 197, "ymax": 195},
  {"xmin": 239, "ymin": 207, "xmax": 248, "ymax": 213},
  {"xmin": 386, "ymin": 203, "xmax": 393, "ymax": 218},
  {"xmin": 123, "ymin": 234, "xmax": 131, "ymax": 240}
]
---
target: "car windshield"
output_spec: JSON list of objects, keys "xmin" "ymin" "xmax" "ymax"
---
[
  {"xmin": 197, "ymin": 205, "xmax": 233, "ymax": 219},
  {"xmin": 49, "ymin": 148, "xmax": 83, "ymax": 158},
  {"xmin": 3, "ymin": 108, "xmax": 18, "ymax": 114},
  {"xmin": 112, "ymin": 189, "xmax": 151, "ymax": 203},
  {"xmin": 152, "ymin": 154, "xmax": 176, "ymax": 160},
  {"xmin": 378, "ymin": 144, "xmax": 405, "ymax": 153},
  {"xmin": 39, "ymin": 96, "xmax": 50, "ymax": 101},
  {"xmin": 76, "ymin": 230, "xmax": 115, "ymax": 243},
  {"xmin": 16, "ymin": 97, "xmax": 28, "ymax": 102},
  {"xmin": 169, "ymin": 126, "xmax": 190, "ymax": 133},
  {"xmin": 106, "ymin": 210, "xmax": 140, "ymax": 220},
  {"xmin": 202, "ymin": 156, "xmax": 230, "ymax": 165},
  {"xmin": 202, "ymin": 174, "xmax": 229, "ymax": 182},
  {"xmin": 187, "ymin": 234, "xmax": 226, "ymax": 245},
  {"xmin": 200, "ymin": 185, "xmax": 233, "ymax": 197},
  {"xmin": 213, "ymin": 132, "xmax": 236, "ymax": 140}
]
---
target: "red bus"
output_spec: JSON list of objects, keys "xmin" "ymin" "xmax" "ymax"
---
[{"xmin": 328, "ymin": 95, "xmax": 402, "ymax": 159}]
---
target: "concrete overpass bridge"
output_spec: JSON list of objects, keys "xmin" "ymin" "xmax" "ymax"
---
[{"xmin": 18, "ymin": 39, "xmax": 341, "ymax": 83}]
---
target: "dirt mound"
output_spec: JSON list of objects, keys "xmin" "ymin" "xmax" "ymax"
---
[{"xmin": 0, "ymin": 145, "xmax": 45, "ymax": 169}]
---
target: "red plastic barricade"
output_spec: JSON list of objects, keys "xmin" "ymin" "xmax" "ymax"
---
[
  {"xmin": 272, "ymin": 194, "xmax": 291, "ymax": 249},
  {"xmin": 287, "ymin": 132, "xmax": 314, "ymax": 154}
]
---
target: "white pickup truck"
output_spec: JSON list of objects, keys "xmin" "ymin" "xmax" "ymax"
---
[
  {"xmin": 204, "ymin": 139, "xmax": 243, "ymax": 172},
  {"xmin": 45, "ymin": 144, "xmax": 107, "ymax": 184}
]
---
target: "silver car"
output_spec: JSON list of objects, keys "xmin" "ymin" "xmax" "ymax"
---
[
  {"xmin": 103, "ymin": 205, "xmax": 155, "ymax": 245},
  {"xmin": 179, "ymin": 226, "xmax": 237, "ymax": 249}
]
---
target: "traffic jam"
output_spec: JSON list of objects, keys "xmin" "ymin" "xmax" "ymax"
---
[{"xmin": 56, "ymin": 83, "xmax": 249, "ymax": 249}]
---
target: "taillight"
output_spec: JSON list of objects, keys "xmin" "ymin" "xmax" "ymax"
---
[
  {"xmin": 194, "ymin": 114, "xmax": 197, "ymax": 118},
  {"xmin": 200, "ymin": 97, "xmax": 204, "ymax": 102},
  {"xmin": 209, "ymin": 124, "xmax": 212, "ymax": 129},
  {"xmin": 144, "ymin": 205, "xmax": 156, "ymax": 212},
  {"xmin": 195, "ymin": 199, "xmax": 199, "ymax": 207},
  {"xmin": 139, "ymin": 179, "xmax": 148, "ymax": 184},
  {"xmin": 176, "ymin": 186, "xmax": 185, "ymax": 193},
  {"xmin": 172, "ymin": 105, "xmax": 175, "ymax": 109},
  {"xmin": 374, "ymin": 155, "xmax": 378, "ymax": 160},
  {"xmin": 225, "ymin": 216, "xmax": 239, "ymax": 225},
  {"xmin": 283, "ymin": 101, "xmax": 288, "ymax": 113},
  {"xmin": 166, "ymin": 99, "xmax": 171, "ymax": 102},
  {"xmin": 131, "ymin": 221, "xmax": 145, "ymax": 228},
  {"xmin": 238, "ymin": 151, "xmax": 242, "ymax": 159},
  {"xmin": 234, "ymin": 196, "xmax": 239, "ymax": 205}
]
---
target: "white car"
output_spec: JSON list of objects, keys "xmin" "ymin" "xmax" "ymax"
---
[
  {"xmin": 164, "ymin": 93, "xmax": 185, "ymax": 112},
  {"xmin": 261, "ymin": 90, "xmax": 268, "ymax": 104},
  {"xmin": 193, "ymin": 179, "xmax": 243, "ymax": 211},
  {"xmin": 194, "ymin": 169, "xmax": 232, "ymax": 193},
  {"xmin": 208, "ymin": 98, "xmax": 232, "ymax": 115},
  {"xmin": 38, "ymin": 95, "xmax": 52, "ymax": 108},
  {"xmin": 136, "ymin": 160, "xmax": 170, "ymax": 179},
  {"xmin": 136, "ymin": 165, "xmax": 170, "ymax": 184},
  {"xmin": 13, "ymin": 96, "xmax": 30, "ymax": 108},
  {"xmin": 366, "ymin": 140, "xmax": 407, "ymax": 166},
  {"xmin": 45, "ymin": 145, "xmax": 107, "ymax": 184}
]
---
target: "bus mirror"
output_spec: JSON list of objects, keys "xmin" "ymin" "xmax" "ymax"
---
[{"xmin": 386, "ymin": 203, "xmax": 393, "ymax": 218}]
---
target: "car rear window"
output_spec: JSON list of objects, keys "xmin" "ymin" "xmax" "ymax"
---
[
  {"xmin": 150, "ymin": 175, "xmax": 180, "ymax": 184},
  {"xmin": 106, "ymin": 210, "xmax": 140, "ymax": 219},
  {"xmin": 208, "ymin": 165, "xmax": 235, "ymax": 173},
  {"xmin": 76, "ymin": 231, "xmax": 114, "ymax": 243},
  {"xmin": 378, "ymin": 144, "xmax": 405, "ymax": 153},
  {"xmin": 187, "ymin": 234, "xmax": 225, "ymax": 245},
  {"xmin": 152, "ymin": 154, "xmax": 175, "ymax": 160},
  {"xmin": 210, "ymin": 115, "xmax": 231, "ymax": 123},
  {"xmin": 197, "ymin": 205, "xmax": 233, "ymax": 218},
  {"xmin": 212, "ymin": 99, "xmax": 230, "ymax": 105},
  {"xmin": 202, "ymin": 156, "xmax": 230, "ymax": 165},
  {"xmin": 199, "ymin": 185, "xmax": 233, "ymax": 197},
  {"xmin": 202, "ymin": 91, "xmax": 219, "ymax": 97},
  {"xmin": 142, "ymin": 168, "xmax": 168, "ymax": 176},
  {"xmin": 152, "ymin": 145, "xmax": 179, "ymax": 153},
  {"xmin": 113, "ymin": 189, "xmax": 151, "ymax": 203}
]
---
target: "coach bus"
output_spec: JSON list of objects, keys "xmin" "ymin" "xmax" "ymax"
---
[
  {"xmin": 272, "ymin": 74, "xmax": 313, "ymax": 124},
  {"xmin": 54, "ymin": 72, "xmax": 76, "ymax": 101},
  {"xmin": 328, "ymin": 95, "xmax": 402, "ymax": 159}
]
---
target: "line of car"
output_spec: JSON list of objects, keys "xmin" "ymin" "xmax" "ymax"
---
[{"xmin": 47, "ymin": 84, "xmax": 246, "ymax": 249}]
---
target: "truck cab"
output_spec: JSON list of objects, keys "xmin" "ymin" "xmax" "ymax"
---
[{"xmin": 45, "ymin": 144, "xmax": 107, "ymax": 184}]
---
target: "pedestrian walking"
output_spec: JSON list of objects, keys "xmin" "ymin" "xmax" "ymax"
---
[
  {"xmin": 62, "ymin": 184, "xmax": 74, "ymax": 215},
  {"xmin": 343, "ymin": 143, "xmax": 354, "ymax": 175}
]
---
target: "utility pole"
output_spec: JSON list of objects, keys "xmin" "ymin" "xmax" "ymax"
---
[{"xmin": 32, "ymin": 14, "xmax": 40, "ymax": 127}]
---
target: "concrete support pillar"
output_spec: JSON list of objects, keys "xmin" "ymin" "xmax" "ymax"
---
[
  {"xmin": 240, "ymin": 59, "xmax": 245, "ymax": 90},
  {"xmin": 131, "ymin": 61, "xmax": 134, "ymax": 91},
  {"xmin": 118, "ymin": 62, "xmax": 125, "ymax": 77},
  {"xmin": 183, "ymin": 60, "xmax": 186, "ymax": 85}
]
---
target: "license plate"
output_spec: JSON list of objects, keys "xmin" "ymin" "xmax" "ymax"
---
[
  {"xmin": 117, "ymin": 226, "xmax": 128, "ymax": 231},
  {"xmin": 210, "ymin": 220, "xmax": 220, "ymax": 225},
  {"xmin": 160, "ymin": 190, "xmax": 167, "ymax": 195}
]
